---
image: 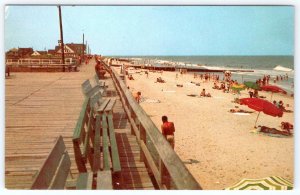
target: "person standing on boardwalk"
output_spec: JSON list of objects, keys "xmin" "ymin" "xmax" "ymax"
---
[
  {"xmin": 161, "ymin": 116, "xmax": 175, "ymax": 149},
  {"xmin": 95, "ymin": 60, "xmax": 101, "ymax": 77}
]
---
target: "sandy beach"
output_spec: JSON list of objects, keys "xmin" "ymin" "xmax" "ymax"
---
[{"xmin": 118, "ymin": 67, "xmax": 294, "ymax": 190}]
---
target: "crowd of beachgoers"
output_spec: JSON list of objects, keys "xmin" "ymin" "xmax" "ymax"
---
[{"xmin": 115, "ymin": 61, "xmax": 294, "ymax": 189}]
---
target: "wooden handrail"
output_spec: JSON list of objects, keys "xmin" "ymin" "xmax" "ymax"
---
[
  {"xmin": 5, "ymin": 58, "xmax": 74, "ymax": 65},
  {"xmin": 107, "ymin": 61, "xmax": 202, "ymax": 190}
]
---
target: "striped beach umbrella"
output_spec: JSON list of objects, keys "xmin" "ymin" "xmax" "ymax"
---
[
  {"xmin": 231, "ymin": 84, "xmax": 246, "ymax": 91},
  {"xmin": 225, "ymin": 176, "xmax": 293, "ymax": 190}
]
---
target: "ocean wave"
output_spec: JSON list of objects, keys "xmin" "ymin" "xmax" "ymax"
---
[{"xmin": 232, "ymin": 69, "xmax": 294, "ymax": 79}]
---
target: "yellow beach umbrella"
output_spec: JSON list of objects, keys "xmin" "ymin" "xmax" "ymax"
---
[{"xmin": 225, "ymin": 176, "xmax": 293, "ymax": 190}]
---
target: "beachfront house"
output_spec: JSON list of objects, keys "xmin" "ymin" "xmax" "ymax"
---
[
  {"xmin": 5, "ymin": 47, "xmax": 34, "ymax": 59},
  {"xmin": 18, "ymin": 48, "xmax": 34, "ymax": 58},
  {"xmin": 54, "ymin": 41, "xmax": 86, "ymax": 57}
]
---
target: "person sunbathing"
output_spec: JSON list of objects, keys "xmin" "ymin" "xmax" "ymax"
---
[
  {"xmin": 157, "ymin": 77, "xmax": 165, "ymax": 83},
  {"xmin": 200, "ymin": 89, "xmax": 206, "ymax": 97},
  {"xmin": 212, "ymin": 82, "xmax": 219, "ymax": 89},
  {"xmin": 220, "ymin": 83, "xmax": 225, "ymax": 90},
  {"xmin": 128, "ymin": 75, "xmax": 134, "ymax": 80},
  {"xmin": 200, "ymin": 89, "xmax": 212, "ymax": 97},
  {"xmin": 281, "ymin": 122, "xmax": 293, "ymax": 132},
  {"xmin": 191, "ymin": 81, "xmax": 201, "ymax": 86},
  {"xmin": 229, "ymin": 109, "xmax": 253, "ymax": 113},
  {"xmin": 258, "ymin": 125, "xmax": 292, "ymax": 136}
]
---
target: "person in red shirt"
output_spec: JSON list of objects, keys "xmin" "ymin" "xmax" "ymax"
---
[{"xmin": 161, "ymin": 116, "xmax": 175, "ymax": 149}]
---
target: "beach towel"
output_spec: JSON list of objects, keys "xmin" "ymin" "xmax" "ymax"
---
[
  {"xmin": 250, "ymin": 127, "xmax": 292, "ymax": 138},
  {"xmin": 187, "ymin": 94, "xmax": 198, "ymax": 97},
  {"xmin": 144, "ymin": 99, "xmax": 161, "ymax": 103},
  {"xmin": 233, "ymin": 113, "xmax": 251, "ymax": 116}
]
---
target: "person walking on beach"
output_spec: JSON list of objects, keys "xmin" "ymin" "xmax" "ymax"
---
[
  {"xmin": 133, "ymin": 91, "xmax": 142, "ymax": 104},
  {"xmin": 161, "ymin": 116, "xmax": 175, "ymax": 149}
]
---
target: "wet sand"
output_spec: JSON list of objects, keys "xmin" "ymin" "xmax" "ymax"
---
[{"xmin": 120, "ymin": 67, "xmax": 294, "ymax": 190}]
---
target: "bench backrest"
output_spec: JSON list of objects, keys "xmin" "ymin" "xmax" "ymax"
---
[
  {"xmin": 82, "ymin": 79, "xmax": 104, "ymax": 98},
  {"xmin": 31, "ymin": 136, "xmax": 71, "ymax": 189},
  {"xmin": 72, "ymin": 95, "xmax": 94, "ymax": 172},
  {"xmin": 81, "ymin": 79, "xmax": 93, "ymax": 94}
]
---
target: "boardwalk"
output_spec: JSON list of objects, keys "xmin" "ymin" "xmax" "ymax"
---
[{"xmin": 5, "ymin": 60, "xmax": 154, "ymax": 189}]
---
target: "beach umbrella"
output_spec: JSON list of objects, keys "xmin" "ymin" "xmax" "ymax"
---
[
  {"xmin": 239, "ymin": 98, "xmax": 283, "ymax": 128},
  {"xmin": 260, "ymin": 85, "xmax": 287, "ymax": 100},
  {"xmin": 231, "ymin": 84, "xmax": 246, "ymax": 91},
  {"xmin": 225, "ymin": 176, "xmax": 293, "ymax": 190},
  {"xmin": 244, "ymin": 81, "xmax": 261, "ymax": 90},
  {"xmin": 231, "ymin": 84, "xmax": 246, "ymax": 97}
]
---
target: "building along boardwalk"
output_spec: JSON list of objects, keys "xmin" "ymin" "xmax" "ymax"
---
[{"xmin": 5, "ymin": 59, "xmax": 154, "ymax": 189}]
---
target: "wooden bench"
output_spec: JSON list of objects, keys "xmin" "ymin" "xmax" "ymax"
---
[
  {"xmin": 82, "ymin": 79, "xmax": 106, "ymax": 98},
  {"xmin": 31, "ymin": 136, "xmax": 71, "ymax": 189},
  {"xmin": 72, "ymin": 92, "xmax": 120, "ymax": 189}
]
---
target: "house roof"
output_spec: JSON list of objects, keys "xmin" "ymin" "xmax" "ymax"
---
[
  {"xmin": 37, "ymin": 51, "xmax": 47, "ymax": 55},
  {"xmin": 66, "ymin": 43, "xmax": 86, "ymax": 51},
  {"xmin": 10, "ymin": 48, "xmax": 18, "ymax": 52}
]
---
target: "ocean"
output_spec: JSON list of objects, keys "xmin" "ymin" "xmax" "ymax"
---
[{"xmin": 115, "ymin": 55, "xmax": 294, "ymax": 94}]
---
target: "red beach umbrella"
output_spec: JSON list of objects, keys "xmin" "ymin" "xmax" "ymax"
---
[
  {"xmin": 260, "ymin": 85, "xmax": 287, "ymax": 100},
  {"xmin": 239, "ymin": 98, "xmax": 283, "ymax": 128}
]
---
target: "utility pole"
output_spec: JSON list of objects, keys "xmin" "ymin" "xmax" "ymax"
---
[
  {"xmin": 82, "ymin": 33, "xmax": 84, "ymax": 61},
  {"xmin": 58, "ymin": 6, "xmax": 65, "ymax": 69},
  {"xmin": 86, "ymin": 41, "xmax": 87, "ymax": 55}
]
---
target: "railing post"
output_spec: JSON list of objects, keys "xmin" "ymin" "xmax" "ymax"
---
[
  {"xmin": 159, "ymin": 158, "xmax": 171, "ymax": 189},
  {"xmin": 130, "ymin": 109, "xmax": 136, "ymax": 135},
  {"xmin": 139, "ymin": 125, "xmax": 146, "ymax": 162}
]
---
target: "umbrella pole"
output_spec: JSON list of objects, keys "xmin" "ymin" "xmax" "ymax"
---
[
  {"xmin": 270, "ymin": 93, "xmax": 273, "ymax": 101},
  {"xmin": 254, "ymin": 112, "xmax": 261, "ymax": 128}
]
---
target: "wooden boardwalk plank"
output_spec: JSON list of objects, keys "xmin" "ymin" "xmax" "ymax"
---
[{"xmin": 5, "ymin": 60, "xmax": 154, "ymax": 190}]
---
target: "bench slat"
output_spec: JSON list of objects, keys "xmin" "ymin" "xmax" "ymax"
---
[
  {"xmin": 76, "ymin": 172, "xmax": 94, "ymax": 190},
  {"xmin": 104, "ymin": 99, "xmax": 116, "ymax": 113},
  {"xmin": 73, "ymin": 98, "xmax": 90, "ymax": 141},
  {"xmin": 99, "ymin": 81, "xmax": 105, "ymax": 88},
  {"xmin": 86, "ymin": 85, "xmax": 102, "ymax": 98},
  {"xmin": 97, "ymin": 170, "xmax": 113, "ymax": 190},
  {"xmin": 107, "ymin": 114, "xmax": 121, "ymax": 172},
  {"xmin": 90, "ymin": 91, "xmax": 101, "ymax": 108},
  {"xmin": 49, "ymin": 152, "xmax": 71, "ymax": 189},
  {"xmin": 87, "ymin": 172, "xmax": 94, "ymax": 190},
  {"xmin": 97, "ymin": 99, "xmax": 110, "ymax": 114},
  {"xmin": 102, "ymin": 114, "xmax": 110, "ymax": 171},
  {"xmin": 31, "ymin": 136, "xmax": 67, "ymax": 189},
  {"xmin": 82, "ymin": 109, "xmax": 94, "ymax": 162},
  {"xmin": 93, "ymin": 115, "xmax": 101, "ymax": 172}
]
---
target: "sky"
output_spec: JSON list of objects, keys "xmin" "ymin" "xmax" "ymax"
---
[{"xmin": 4, "ymin": 5, "xmax": 294, "ymax": 56}]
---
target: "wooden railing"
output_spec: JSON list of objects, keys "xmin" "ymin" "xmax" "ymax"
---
[
  {"xmin": 105, "ymin": 61, "xmax": 202, "ymax": 190},
  {"xmin": 5, "ymin": 58, "xmax": 78, "ymax": 72},
  {"xmin": 6, "ymin": 58, "xmax": 74, "ymax": 65}
]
